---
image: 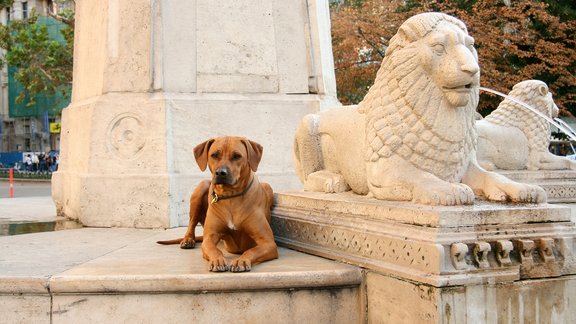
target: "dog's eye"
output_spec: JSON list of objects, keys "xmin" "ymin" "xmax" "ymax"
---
[
  {"xmin": 232, "ymin": 153, "xmax": 242, "ymax": 161},
  {"xmin": 211, "ymin": 152, "xmax": 220, "ymax": 159}
]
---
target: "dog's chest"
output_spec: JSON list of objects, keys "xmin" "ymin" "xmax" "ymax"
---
[
  {"xmin": 212, "ymin": 206, "xmax": 241, "ymax": 231},
  {"xmin": 227, "ymin": 219, "xmax": 236, "ymax": 231}
]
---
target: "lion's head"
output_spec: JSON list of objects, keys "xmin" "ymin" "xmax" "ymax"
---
[
  {"xmin": 484, "ymin": 80, "xmax": 559, "ymax": 152},
  {"xmin": 360, "ymin": 12, "xmax": 480, "ymax": 183}
]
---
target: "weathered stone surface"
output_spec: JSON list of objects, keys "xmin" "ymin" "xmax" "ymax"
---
[
  {"xmin": 53, "ymin": 0, "xmax": 339, "ymax": 228},
  {"xmin": 498, "ymin": 169, "xmax": 576, "ymax": 203},
  {"xmin": 1, "ymin": 295, "xmax": 51, "ymax": 324},
  {"xmin": 272, "ymin": 192, "xmax": 576, "ymax": 287},
  {"xmin": 367, "ymin": 272, "xmax": 576, "ymax": 324},
  {"xmin": 293, "ymin": 12, "xmax": 545, "ymax": 205},
  {"xmin": 0, "ymin": 227, "xmax": 362, "ymax": 323}
]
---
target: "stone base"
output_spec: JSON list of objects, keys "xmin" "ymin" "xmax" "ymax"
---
[
  {"xmin": 53, "ymin": 92, "xmax": 329, "ymax": 228},
  {"xmin": 497, "ymin": 169, "xmax": 576, "ymax": 203},
  {"xmin": 1, "ymin": 227, "xmax": 362, "ymax": 323},
  {"xmin": 271, "ymin": 192, "xmax": 576, "ymax": 287},
  {"xmin": 367, "ymin": 271, "xmax": 576, "ymax": 323}
]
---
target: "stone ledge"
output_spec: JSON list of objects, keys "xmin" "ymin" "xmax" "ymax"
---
[
  {"xmin": 272, "ymin": 191, "xmax": 576, "ymax": 287},
  {"xmin": 1, "ymin": 227, "xmax": 363, "ymax": 323},
  {"xmin": 276, "ymin": 191, "xmax": 571, "ymax": 227},
  {"xmin": 0, "ymin": 227, "xmax": 362, "ymax": 295},
  {"xmin": 497, "ymin": 170, "xmax": 576, "ymax": 203}
]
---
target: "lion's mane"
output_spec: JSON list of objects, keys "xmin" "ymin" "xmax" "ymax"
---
[
  {"xmin": 358, "ymin": 13, "xmax": 479, "ymax": 183},
  {"xmin": 483, "ymin": 80, "xmax": 555, "ymax": 154}
]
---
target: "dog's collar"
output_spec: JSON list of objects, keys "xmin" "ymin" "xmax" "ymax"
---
[{"xmin": 211, "ymin": 177, "xmax": 254, "ymax": 204}]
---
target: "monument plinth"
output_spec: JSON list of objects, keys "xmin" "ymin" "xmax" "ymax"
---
[
  {"xmin": 52, "ymin": 0, "xmax": 339, "ymax": 228},
  {"xmin": 271, "ymin": 192, "xmax": 576, "ymax": 321},
  {"xmin": 285, "ymin": 12, "xmax": 576, "ymax": 321}
]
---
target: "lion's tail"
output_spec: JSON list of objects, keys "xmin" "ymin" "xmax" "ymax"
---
[{"xmin": 293, "ymin": 114, "xmax": 323, "ymax": 182}]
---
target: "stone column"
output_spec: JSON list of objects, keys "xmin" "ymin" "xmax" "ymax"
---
[{"xmin": 52, "ymin": 0, "xmax": 339, "ymax": 228}]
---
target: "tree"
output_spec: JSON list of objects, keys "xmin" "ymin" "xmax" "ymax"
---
[
  {"xmin": 331, "ymin": 0, "xmax": 576, "ymax": 116},
  {"xmin": 0, "ymin": 0, "xmax": 74, "ymax": 106},
  {"xmin": 331, "ymin": 0, "xmax": 418, "ymax": 104}
]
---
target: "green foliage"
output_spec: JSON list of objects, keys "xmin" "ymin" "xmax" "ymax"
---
[
  {"xmin": 0, "ymin": 0, "xmax": 14, "ymax": 10},
  {"xmin": 0, "ymin": 8, "xmax": 73, "ymax": 107}
]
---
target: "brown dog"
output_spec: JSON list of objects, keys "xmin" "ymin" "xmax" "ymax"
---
[{"xmin": 157, "ymin": 136, "xmax": 278, "ymax": 272}]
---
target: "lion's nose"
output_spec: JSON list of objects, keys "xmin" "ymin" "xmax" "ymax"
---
[
  {"xmin": 458, "ymin": 48, "xmax": 479, "ymax": 75},
  {"xmin": 461, "ymin": 62, "xmax": 479, "ymax": 75}
]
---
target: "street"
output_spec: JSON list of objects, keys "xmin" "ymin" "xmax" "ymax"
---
[{"xmin": 0, "ymin": 181, "xmax": 51, "ymax": 199}]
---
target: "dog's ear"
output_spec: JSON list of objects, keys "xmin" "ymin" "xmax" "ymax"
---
[
  {"xmin": 242, "ymin": 139, "xmax": 263, "ymax": 172},
  {"xmin": 193, "ymin": 138, "xmax": 215, "ymax": 171}
]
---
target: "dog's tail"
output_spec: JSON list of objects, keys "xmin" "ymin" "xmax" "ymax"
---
[{"xmin": 156, "ymin": 236, "xmax": 204, "ymax": 245}]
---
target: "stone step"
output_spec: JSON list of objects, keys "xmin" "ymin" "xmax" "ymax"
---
[
  {"xmin": 497, "ymin": 170, "xmax": 576, "ymax": 203},
  {"xmin": 0, "ymin": 227, "xmax": 362, "ymax": 323}
]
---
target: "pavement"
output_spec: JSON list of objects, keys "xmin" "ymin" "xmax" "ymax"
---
[{"xmin": 0, "ymin": 181, "xmax": 69, "ymax": 235}]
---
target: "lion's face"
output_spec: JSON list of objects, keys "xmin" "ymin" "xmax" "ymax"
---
[
  {"xmin": 417, "ymin": 22, "xmax": 480, "ymax": 108},
  {"xmin": 545, "ymin": 91, "xmax": 559, "ymax": 118}
]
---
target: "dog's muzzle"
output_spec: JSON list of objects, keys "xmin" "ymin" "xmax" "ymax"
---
[{"xmin": 213, "ymin": 167, "xmax": 234, "ymax": 185}]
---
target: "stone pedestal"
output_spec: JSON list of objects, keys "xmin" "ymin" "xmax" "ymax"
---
[
  {"xmin": 52, "ymin": 0, "xmax": 339, "ymax": 228},
  {"xmin": 497, "ymin": 170, "xmax": 576, "ymax": 203},
  {"xmin": 271, "ymin": 192, "xmax": 576, "ymax": 322}
]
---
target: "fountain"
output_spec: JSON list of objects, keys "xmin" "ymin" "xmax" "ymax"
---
[
  {"xmin": 477, "ymin": 81, "xmax": 576, "ymax": 202},
  {"xmin": 272, "ymin": 12, "xmax": 576, "ymax": 322}
]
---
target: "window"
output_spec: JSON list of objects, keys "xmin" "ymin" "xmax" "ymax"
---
[
  {"xmin": 47, "ymin": 0, "xmax": 54, "ymax": 15},
  {"xmin": 22, "ymin": 2, "xmax": 28, "ymax": 20}
]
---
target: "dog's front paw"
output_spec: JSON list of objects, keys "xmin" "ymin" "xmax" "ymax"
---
[
  {"xmin": 179, "ymin": 237, "xmax": 195, "ymax": 249},
  {"xmin": 230, "ymin": 258, "xmax": 252, "ymax": 272},
  {"xmin": 208, "ymin": 257, "xmax": 229, "ymax": 272}
]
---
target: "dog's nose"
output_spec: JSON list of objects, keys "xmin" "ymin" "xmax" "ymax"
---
[{"xmin": 215, "ymin": 168, "xmax": 229, "ymax": 177}]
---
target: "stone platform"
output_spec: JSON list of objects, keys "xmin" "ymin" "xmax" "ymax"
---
[
  {"xmin": 0, "ymin": 227, "xmax": 362, "ymax": 323},
  {"xmin": 498, "ymin": 169, "xmax": 576, "ymax": 203},
  {"xmin": 271, "ymin": 191, "xmax": 576, "ymax": 322}
]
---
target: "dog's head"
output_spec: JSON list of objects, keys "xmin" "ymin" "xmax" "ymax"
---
[{"xmin": 194, "ymin": 136, "xmax": 264, "ymax": 186}]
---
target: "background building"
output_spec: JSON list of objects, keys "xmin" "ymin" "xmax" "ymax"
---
[{"xmin": 0, "ymin": 0, "xmax": 72, "ymax": 157}]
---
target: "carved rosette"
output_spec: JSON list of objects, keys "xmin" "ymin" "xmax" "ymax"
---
[{"xmin": 107, "ymin": 113, "xmax": 147, "ymax": 160}]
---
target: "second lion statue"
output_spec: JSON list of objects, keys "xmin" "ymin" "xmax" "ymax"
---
[{"xmin": 293, "ymin": 12, "xmax": 546, "ymax": 205}]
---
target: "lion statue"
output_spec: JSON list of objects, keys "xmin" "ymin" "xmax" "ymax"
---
[
  {"xmin": 477, "ymin": 80, "xmax": 576, "ymax": 171},
  {"xmin": 292, "ymin": 12, "xmax": 546, "ymax": 205}
]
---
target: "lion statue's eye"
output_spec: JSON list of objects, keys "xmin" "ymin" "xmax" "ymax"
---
[
  {"xmin": 466, "ymin": 37, "xmax": 475, "ymax": 49},
  {"xmin": 432, "ymin": 43, "xmax": 445, "ymax": 55}
]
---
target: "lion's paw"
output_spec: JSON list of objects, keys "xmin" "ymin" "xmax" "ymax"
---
[
  {"xmin": 304, "ymin": 170, "xmax": 350, "ymax": 193},
  {"xmin": 413, "ymin": 182, "xmax": 474, "ymax": 206},
  {"xmin": 486, "ymin": 182, "xmax": 546, "ymax": 203}
]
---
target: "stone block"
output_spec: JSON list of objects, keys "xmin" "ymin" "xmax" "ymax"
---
[
  {"xmin": 366, "ymin": 272, "xmax": 576, "ymax": 324},
  {"xmin": 52, "ymin": 289, "xmax": 360, "ymax": 323},
  {"xmin": 0, "ymin": 295, "xmax": 51, "ymax": 324},
  {"xmin": 272, "ymin": 192, "xmax": 576, "ymax": 286},
  {"xmin": 54, "ymin": 0, "xmax": 339, "ymax": 228}
]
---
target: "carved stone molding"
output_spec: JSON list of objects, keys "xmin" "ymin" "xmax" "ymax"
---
[{"xmin": 272, "ymin": 192, "xmax": 576, "ymax": 287}]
